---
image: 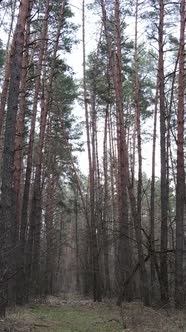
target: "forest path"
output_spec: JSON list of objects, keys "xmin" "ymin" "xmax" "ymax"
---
[{"xmin": 0, "ymin": 296, "xmax": 185, "ymax": 331}]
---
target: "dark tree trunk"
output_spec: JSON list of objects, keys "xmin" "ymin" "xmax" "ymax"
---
[
  {"xmin": 15, "ymin": 17, "xmax": 31, "ymax": 305},
  {"xmin": 114, "ymin": 0, "xmax": 133, "ymax": 303},
  {"xmin": 175, "ymin": 0, "xmax": 185, "ymax": 308},
  {"xmin": 100, "ymin": 0, "xmax": 133, "ymax": 302},
  {"xmin": 74, "ymin": 192, "xmax": 80, "ymax": 292},
  {"xmin": 82, "ymin": 0, "xmax": 102, "ymax": 302},
  {"xmin": 45, "ymin": 173, "xmax": 55, "ymax": 295},
  {"xmin": 103, "ymin": 106, "xmax": 111, "ymax": 297},
  {"xmin": 21, "ymin": 0, "xmax": 50, "ymax": 301},
  {"xmin": 133, "ymin": 0, "xmax": 150, "ymax": 306},
  {"xmin": 150, "ymin": 83, "xmax": 158, "ymax": 296},
  {"xmin": 0, "ymin": 0, "xmax": 31, "ymax": 315},
  {"xmin": 159, "ymin": 0, "xmax": 169, "ymax": 304},
  {"xmin": 28, "ymin": 0, "xmax": 67, "ymax": 296}
]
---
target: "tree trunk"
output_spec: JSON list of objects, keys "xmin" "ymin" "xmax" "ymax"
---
[
  {"xmin": 114, "ymin": 0, "xmax": 133, "ymax": 303},
  {"xmin": 82, "ymin": 0, "xmax": 102, "ymax": 302},
  {"xmin": 159, "ymin": 0, "xmax": 169, "ymax": 303},
  {"xmin": 14, "ymin": 14, "xmax": 32, "ymax": 304},
  {"xmin": 0, "ymin": 0, "xmax": 31, "ymax": 315},
  {"xmin": 175, "ymin": 0, "xmax": 185, "ymax": 308},
  {"xmin": 45, "ymin": 172, "xmax": 55, "ymax": 295},
  {"xmin": 134, "ymin": 0, "xmax": 150, "ymax": 305},
  {"xmin": 100, "ymin": 0, "xmax": 132, "ymax": 302},
  {"xmin": 28, "ymin": 0, "xmax": 67, "ymax": 296},
  {"xmin": 21, "ymin": 0, "xmax": 50, "ymax": 301},
  {"xmin": 74, "ymin": 191, "xmax": 80, "ymax": 292},
  {"xmin": 103, "ymin": 105, "xmax": 111, "ymax": 297},
  {"xmin": 150, "ymin": 82, "xmax": 158, "ymax": 296}
]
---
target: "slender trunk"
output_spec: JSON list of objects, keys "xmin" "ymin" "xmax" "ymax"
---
[
  {"xmin": 45, "ymin": 173, "xmax": 55, "ymax": 295},
  {"xmin": 159, "ymin": 0, "xmax": 169, "ymax": 303},
  {"xmin": 131, "ymin": 113, "xmax": 137, "ymax": 188},
  {"xmin": 167, "ymin": 57, "xmax": 179, "ymax": 189},
  {"xmin": 44, "ymin": 118, "xmax": 55, "ymax": 295},
  {"xmin": 91, "ymin": 68, "xmax": 102, "ymax": 301},
  {"xmin": 74, "ymin": 191, "xmax": 80, "ymax": 292},
  {"xmin": 108, "ymin": 105, "xmax": 118, "ymax": 286},
  {"xmin": 134, "ymin": 0, "xmax": 150, "ymax": 305},
  {"xmin": 135, "ymin": 0, "xmax": 142, "ymax": 246},
  {"xmin": 108, "ymin": 107, "xmax": 116, "ymax": 224},
  {"xmin": 175, "ymin": 0, "xmax": 185, "ymax": 307},
  {"xmin": 150, "ymin": 82, "xmax": 158, "ymax": 294},
  {"xmin": 56, "ymin": 214, "xmax": 63, "ymax": 290},
  {"xmin": 103, "ymin": 105, "xmax": 111, "ymax": 297},
  {"xmin": 82, "ymin": 0, "xmax": 102, "ymax": 302}
]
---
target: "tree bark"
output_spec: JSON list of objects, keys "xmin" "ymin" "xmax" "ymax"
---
[
  {"xmin": 28, "ymin": 0, "xmax": 67, "ymax": 296},
  {"xmin": 22, "ymin": 0, "xmax": 50, "ymax": 301},
  {"xmin": 14, "ymin": 12, "xmax": 32, "ymax": 304},
  {"xmin": 150, "ymin": 82, "xmax": 158, "ymax": 295},
  {"xmin": 82, "ymin": 0, "xmax": 102, "ymax": 302},
  {"xmin": 133, "ymin": 0, "xmax": 150, "ymax": 305},
  {"xmin": 175, "ymin": 0, "xmax": 185, "ymax": 308},
  {"xmin": 100, "ymin": 0, "xmax": 133, "ymax": 302},
  {"xmin": 159, "ymin": 0, "xmax": 169, "ymax": 303},
  {"xmin": 103, "ymin": 105, "xmax": 111, "ymax": 297},
  {"xmin": 45, "ymin": 171, "xmax": 55, "ymax": 295},
  {"xmin": 0, "ymin": 0, "xmax": 31, "ymax": 315}
]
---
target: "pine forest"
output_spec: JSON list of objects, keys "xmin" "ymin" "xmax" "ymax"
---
[{"xmin": 0, "ymin": 0, "xmax": 185, "ymax": 328}]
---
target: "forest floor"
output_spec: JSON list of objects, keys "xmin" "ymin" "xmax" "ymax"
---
[{"xmin": 0, "ymin": 295, "xmax": 186, "ymax": 331}]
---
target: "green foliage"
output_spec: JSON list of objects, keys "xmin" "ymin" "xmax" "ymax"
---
[
  {"xmin": 42, "ymin": 59, "xmax": 83, "ymax": 186},
  {"xmin": 86, "ymin": 38, "xmax": 156, "ymax": 122},
  {"xmin": 142, "ymin": 0, "xmax": 179, "ymax": 44}
]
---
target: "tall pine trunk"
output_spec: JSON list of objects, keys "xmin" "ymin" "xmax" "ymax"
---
[
  {"xmin": 14, "ymin": 15, "xmax": 32, "ymax": 304},
  {"xmin": 114, "ymin": 0, "xmax": 134, "ymax": 303},
  {"xmin": 133, "ymin": 0, "xmax": 150, "ymax": 305},
  {"xmin": 0, "ymin": 0, "xmax": 31, "ymax": 315},
  {"xmin": 29, "ymin": 0, "xmax": 67, "ymax": 296},
  {"xmin": 103, "ymin": 105, "xmax": 111, "ymax": 297},
  {"xmin": 22, "ymin": 0, "xmax": 50, "ymax": 301},
  {"xmin": 159, "ymin": 0, "xmax": 169, "ymax": 303},
  {"xmin": 175, "ymin": 0, "xmax": 185, "ymax": 307},
  {"xmin": 150, "ymin": 82, "xmax": 158, "ymax": 295},
  {"xmin": 82, "ymin": 0, "xmax": 102, "ymax": 302}
]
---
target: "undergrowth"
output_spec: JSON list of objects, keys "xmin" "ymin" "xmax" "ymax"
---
[{"xmin": 0, "ymin": 297, "xmax": 186, "ymax": 331}]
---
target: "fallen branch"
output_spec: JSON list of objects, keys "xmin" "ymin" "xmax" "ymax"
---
[{"xmin": 33, "ymin": 323, "xmax": 50, "ymax": 328}]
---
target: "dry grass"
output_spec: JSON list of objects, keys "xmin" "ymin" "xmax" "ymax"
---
[
  {"xmin": 0, "ymin": 297, "xmax": 186, "ymax": 331},
  {"xmin": 120, "ymin": 302, "xmax": 186, "ymax": 331}
]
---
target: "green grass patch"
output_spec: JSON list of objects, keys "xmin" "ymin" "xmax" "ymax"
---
[
  {"xmin": 4, "ymin": 300, "xmax": 185, "ymax": 332},
  {"xmin": 29, "ymin": 304, "xmax": 122, "ymax": 332}
]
